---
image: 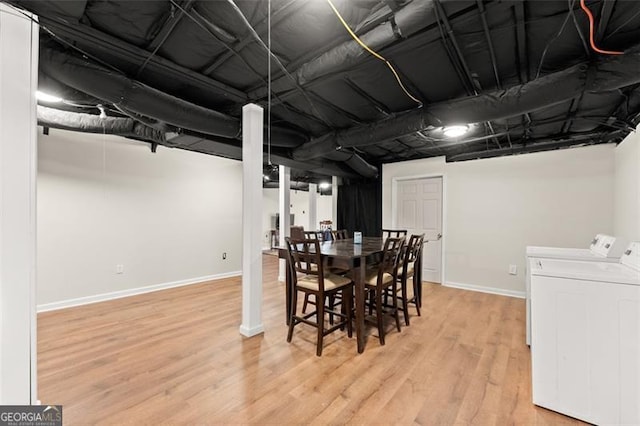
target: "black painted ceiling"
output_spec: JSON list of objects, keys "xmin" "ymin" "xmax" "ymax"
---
[{"xmin": 10, "ymin": 0, "xmax": 640, "ymax": 183}]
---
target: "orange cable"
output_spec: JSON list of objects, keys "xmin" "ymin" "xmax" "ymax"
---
[{"xmin": 579, "ymin": 0, "xmax": 623, "ymax": 55}]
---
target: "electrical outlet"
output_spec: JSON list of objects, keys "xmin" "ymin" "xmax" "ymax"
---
[
  {"xmin": 222, "ymin": 252, "xmax": 227, "ymax": 260},
  {"xmin": 116, "ymin": 264, "xmax": 124, "ymax": 274},
  {"xmin": 509, "ymin": 264, "xmax": 517, "ymax": 275}
]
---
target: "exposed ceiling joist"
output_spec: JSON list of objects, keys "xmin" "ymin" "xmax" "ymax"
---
[{"xmin": 39, "ymin": 17, "xmax": 248, "ymax": 103}]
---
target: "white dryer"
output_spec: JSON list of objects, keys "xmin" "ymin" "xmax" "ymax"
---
[
  {"xmin": 530, "ymin": 242, "xmax": 640, "ymax": 425},
  {"xmin": 524, "ymin": 233, "xmax": 627, "ymax": 344}
]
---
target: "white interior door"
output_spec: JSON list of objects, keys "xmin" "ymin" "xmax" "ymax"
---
[{"xmin": 396, "ymin": 177, "xmax": 443, "ymax": 283}]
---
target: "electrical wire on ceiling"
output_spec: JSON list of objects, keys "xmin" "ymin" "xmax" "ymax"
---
[
  {"xmin": 325, "ymin": 0, "xmax": 423, "ymax": 107},
  {"xmin": 579, "ymin": 0, "xmax": 624, "ymax": 55}
]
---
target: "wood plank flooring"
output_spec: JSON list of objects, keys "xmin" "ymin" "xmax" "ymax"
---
[{"xmin": 37, "ymin": 254, "xmax": 586, "ymax": 425}]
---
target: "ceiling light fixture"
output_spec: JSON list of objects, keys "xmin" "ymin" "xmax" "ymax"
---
[
  {"xmin": 319, "ymin": 182, "xmax": 331, "ymax": 189},
  {"xmin": 36, "ymin": 91, "xmax": 62, "ymax": 103},
  {"xmin": 443, "ymin": 125, "xmax": 469, "ymax": 138}
]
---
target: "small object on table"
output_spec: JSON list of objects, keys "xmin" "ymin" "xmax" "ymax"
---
[{"xmin": 354, "ymin": 231, "xmax": 362, "ymax": 244}]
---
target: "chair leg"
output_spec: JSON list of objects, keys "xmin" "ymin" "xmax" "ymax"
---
[
  {"xmin": 328, "ymin": 295, "xmax": 335, "ymax": 325},
  {"xmin": 302, "ymin": 293, "xmax": 310, "ymax": 313},
  {"xmin": 376, "ymin": 288, "xmax": 385, "ymax": 346},
  {"xmin": 401, "ymin": 279, "xmax": 410, "ymax": 326},
  {"xmin": 316, "ymin": 297, "xmax": 325, "ymax": 356},
  {"xmin": 413, "ymin": 275, "xmax": 422, "ymax": 316},
  {"xmin": 392, "ymin": 282, "xmax": 401, "ymax": 332},
  {"xmin": 287, "ymin": 289, "xmax": 299, "ymax": 342},
  {"xmin": 345, "ymin": 287, "xmax": 353, "ymax": 338}
]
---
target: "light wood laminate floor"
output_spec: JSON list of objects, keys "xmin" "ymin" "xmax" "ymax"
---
[{"xmin": 38, "ymin": 254, "xmax": 585, "ymax": 425}]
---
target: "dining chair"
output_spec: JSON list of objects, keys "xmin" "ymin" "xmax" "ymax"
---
[
  {"xmin": 364, "ymin": 236, "xmax": 404, "ymax": 345},
  {"xmin": 285, "ymin": 237, "xmax": 354, "ymax": 356},
  {"xmin": 332, "ymin": 229, "xmax": 348, "ymax": 240},
  {"xmin": 382, "ymin": 229, "xmax": 407, "ymax": 238},
  {"xmin": 300, "ymin": 230, "xmax": 346, "ymax": 324},
  {"xmin": 394, "ymin": 233, "xmax": 424, "ymax": 325},
  {"xmin": 290, "ymin": 226, "xmax": 305, "ymax": 239}
]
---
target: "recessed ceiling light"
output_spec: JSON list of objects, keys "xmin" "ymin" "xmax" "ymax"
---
[
  {"xmin": 443, "ymin": 125, "xmax": 469, "ymax": 138},
  {"xmin": 36, "ymin": 91, "xmax": 62, "ymax": 103},
  {"xmin": 319, "ymin": 182, "xmax": 331, "ymax": 189}
]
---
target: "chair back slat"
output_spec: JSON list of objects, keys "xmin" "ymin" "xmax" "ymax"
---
[
  {"xmin": 405, "ymin": 234, "xmax": 425, "ymax": 264},
  {"xmin": 382, "ymin": 229, "xmax": 407, "ymax": 239},
  {"xmin": 332, "ymin": 229, "xmax": 348, "ymax": 240},
  {"xmin": 304, "ymin": 230, "xmax": 323, "ymax": 241}
]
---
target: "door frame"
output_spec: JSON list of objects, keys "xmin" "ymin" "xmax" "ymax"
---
[{"xmin": 391, "ymin": 173, "xmax": 447, "ymax": 285}]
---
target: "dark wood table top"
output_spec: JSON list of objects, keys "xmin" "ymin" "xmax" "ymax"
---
[
  {"xmin": 317, "ymin": 237, "xmax": 385, "ymax": 258},
  {"xmin": 276, "ymin": 237, "xmax": 385, "ymax": 259}
]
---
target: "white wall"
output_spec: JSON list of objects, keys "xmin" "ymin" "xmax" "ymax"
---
[
  {"xmin": 262, "ymin": 187, "xmax": 332, "ymax": 247},
  {"xmin": 37, "ymin": 128, "xmax": 243, "ymax": 307},
  {"xmin": 383, "ymin": 144, "xmax": 616, "ymax": 295},
  {"xmin": 614, "ymin": 130, "xmax": 640, "ymax": 240}
]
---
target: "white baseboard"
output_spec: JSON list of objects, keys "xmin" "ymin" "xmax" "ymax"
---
[
  {"xmin": 37, "ymin": 270, "xmax": 242, "ymax": 313},
  {"xmin": 443, "ymin": 281, "xmax": 525, "ymax": 299},
  {"xmin": 239, "ymin": 324, "xmax": 264, "ymax": 337}
]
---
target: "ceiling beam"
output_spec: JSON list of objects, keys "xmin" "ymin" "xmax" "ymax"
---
[
  {"xmin": 40, "ymin": 17, "xmax": 248, "ymax": 103},
  {"xmin": 344, "ymin": 77, "xmax": 391, "ymax": 116},
  {"xmin": 147, "ymin": 0, "xmax": 195, "ymax": 51},
  {"xmin": 513, "ymin": 1, "xmax": 529, "ymax": 84},
  {"xmin": 446, "ymin": 131, "xmax": 621, "ymax": 162},
  {"xmin": 200, "ymin": 0, "xmax": 305, "ymax": 75},
  {"xmin": 253, "ymin": 0, "xmax": 517, "ymax": 108},
  {"xmin": 596, "ymin": 0, "xmax": 617, "ymax": 41},
  {"xmin": 434, "ymin": 0, "xmax": 501, "ymax": 148},
  {"xmin": 291, "ymin": 43, "xmax": 640, "ymax": 160},
  {"xmin": 136, "ymin": 0, "xmax": 196, "ymax": 77}
]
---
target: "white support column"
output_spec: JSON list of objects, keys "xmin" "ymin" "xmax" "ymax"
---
[
  {"xmin": 278, "ymin": 165, "xmax": 291, "ymax": 282},
  {"xmin": 239, "ymin": 104, "xmax": 264, "ymax": 337},
  {"xmin": 332, "ymin": 176, "xmax": 340, "ymax": 227},
  {"xmin": 0, "ymin": 4, "xmax": 39, "ymax": 404},
  {"xmin": 308, "ymin": 183, "xmax": 317, "ymax": 231}
]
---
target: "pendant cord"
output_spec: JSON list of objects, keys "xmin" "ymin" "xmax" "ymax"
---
[{"xmin": 267, "ymin": 0, "xmax": 272, "ymax": 165}]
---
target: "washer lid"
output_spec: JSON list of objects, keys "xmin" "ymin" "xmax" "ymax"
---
[
  {"xmin": 530, "ymin": 257, "xmax": 640, "ymax": 286},
  {"xmin": 525, "ymin": 246, "xmax": 616, "ymax": 261}
]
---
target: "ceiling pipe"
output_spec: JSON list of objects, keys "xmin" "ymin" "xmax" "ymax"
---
[{"xmin": 293, "ymin": 43, "xmax": 640, "ymax": 160}]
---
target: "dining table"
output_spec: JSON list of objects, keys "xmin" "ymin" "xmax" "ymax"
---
[{"xmin": 278, "ymin": 237, "xmax": 386, "ymax": 354}]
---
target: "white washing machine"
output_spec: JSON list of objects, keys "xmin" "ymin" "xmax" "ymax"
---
[
  {"xmin": 530, "ymin": 242, "xmax": 640, "ymax": 425},
  {"xmin": 524, "ymin": 233, "xmax": 627, "ymax": 344}
]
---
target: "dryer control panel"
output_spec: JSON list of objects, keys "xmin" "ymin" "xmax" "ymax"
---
[
  {"xmin": 590, "ymin": 234, "xmax": 627, "ymax": 258},
  {"xmin": 620, "ymin": 241, "xmax": 640, "ymax": 271}
]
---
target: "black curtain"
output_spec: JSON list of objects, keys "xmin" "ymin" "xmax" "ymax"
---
[{"xmin": 337, "ymin": 180, "xmax": 382, "ymax": 237}]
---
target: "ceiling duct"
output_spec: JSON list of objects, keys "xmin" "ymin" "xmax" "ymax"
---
[
  {"xmin": 39, "ymin": 47, "xmax": 305, "ymax": 147},
  {"xmin": 37, "ymin": 105, "xmax": 167, "ymax": 143},
  {"xmin": 39, "ymin": 47, "xmax": 379, "ymax": 177},
  {"xmin": 249, "ymin": 0, "xmax": 440, "ymax": 98},
  {"xmin": 37, "ymin": 106, "xmax": 363, "ymax": 178},
  {"xmin": 293, "ymin": 43, "xmax": 640, "ymax": 160}
]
